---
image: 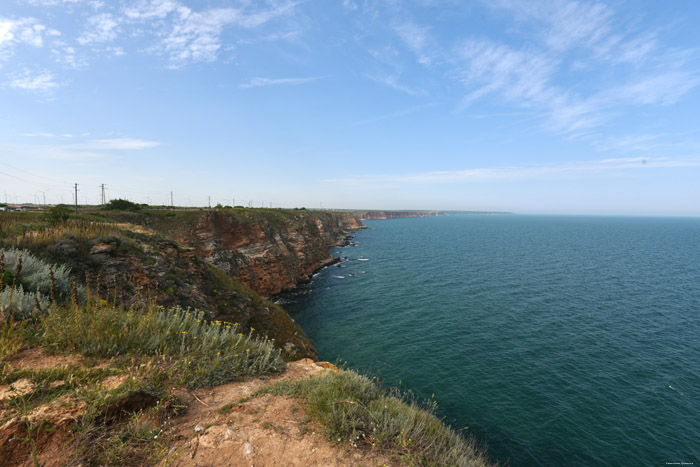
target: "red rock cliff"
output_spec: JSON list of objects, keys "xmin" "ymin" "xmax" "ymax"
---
[{"xmin": 174, "ymin": 210, "xmax": 364, "ymax": 296}]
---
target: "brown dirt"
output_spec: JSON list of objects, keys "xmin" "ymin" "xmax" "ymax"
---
[
  {"xmin": 164, "ymin": 359, "xmax": 392, "ymax": 467},
  {"xmin": 0, "ymin": 394, "xmax": 86, "ymax": 467},
  {"xmin": 0, "ymin": 355, "xmax": 393, "ymax": 467},
  {"xmin": 5, "ymin": 347, "xmax": 81, "ymax": 370}
]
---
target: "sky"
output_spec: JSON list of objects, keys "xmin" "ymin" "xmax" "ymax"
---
[{"xmin": 1, "ymin": 0, "xmax": 700, "ymax": 216}]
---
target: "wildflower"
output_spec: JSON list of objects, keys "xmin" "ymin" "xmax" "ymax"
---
[{"xmin": 182, "ymin": 331, "xmax": 187, "ymax": 334}]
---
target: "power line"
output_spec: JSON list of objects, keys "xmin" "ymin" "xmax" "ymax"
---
[
  {"xmin": 0, "ymin": 161, "xmax": 69, "ymax": 185},
  {"xmin": 0, "ymin": 170, "xmax": 67, "ymax": 190}
]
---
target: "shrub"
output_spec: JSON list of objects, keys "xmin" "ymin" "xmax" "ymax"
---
[
  {"xmin": 104, "ymin": 199, "xmax": 141, "ymax": 212},
  {"xmin": 1, "ymin": 248, "xmax": 72, "ymax": 297},
  {"xmin": 44, "ymin": 204, "xmax": 71, "ymax": 225},
  {"xmin": 40, "ymin": 305, "xmax": 285, "ymax": 389},
  {"xmin": 0, "ymin": 285, "xmax": 49, "ymax": 321}
]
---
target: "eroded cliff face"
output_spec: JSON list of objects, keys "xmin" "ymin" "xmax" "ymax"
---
[
  {"xmin": 173, "ymin": 210, "xmax": 364, "ymax": 297},
  {"xmin": 358, "ymin": 210, "xmax": 446, "ymax": 220}
]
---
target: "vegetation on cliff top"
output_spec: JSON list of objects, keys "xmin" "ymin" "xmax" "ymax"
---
[
  {"xmin": 0, "ymin": 210, "xmax": 317, "ymax": 359},
  {"xmin": 1, "ymin": 274, "xmax": 284, "ymax": 464},
  {"xmin": 258, "ymin": 369, "xmax": 491, "ymax": 467}
]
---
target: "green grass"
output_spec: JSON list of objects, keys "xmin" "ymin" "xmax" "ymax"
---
[
  {"xmin": 1, "ymin": 297, "xmax": 286, "ymax": 465},
  {"xmin": 261, "ymin": 369, "xmax": 491, "ymax": 467},
  {"xmin": 39, "ymin": 303, "xmax": 285, "ymax": 389}
]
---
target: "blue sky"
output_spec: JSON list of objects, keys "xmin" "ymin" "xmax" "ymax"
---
[{"xmin": 1, "ymin": 0, "xmax": 700, "ymax": 215}]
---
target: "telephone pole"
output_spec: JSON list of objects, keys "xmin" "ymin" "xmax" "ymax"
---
[
  {"xmin": 100, "ymin": 184, "xmax": 106, "ymax": 205},
  {"xmin": 74, "ymin": 183, "xmax": 78, "ymax": 215}
]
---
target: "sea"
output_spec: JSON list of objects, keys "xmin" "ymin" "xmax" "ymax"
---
[{"xmin": 278, "ymin": 215, "xmax": 700, "ymax": 466}]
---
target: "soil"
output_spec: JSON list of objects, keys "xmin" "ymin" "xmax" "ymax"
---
[
  {"xmin": 0, "ymin": 354, "xmax": 392, "ymax": 467},
  {"xmin": 164, "ymin": 359, "xmax": 392, "ymax": 467}
]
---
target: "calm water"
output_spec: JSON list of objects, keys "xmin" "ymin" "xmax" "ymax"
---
[{"xmin": 281, "ymin": 215, "xmax": 700, "ymax": 466}]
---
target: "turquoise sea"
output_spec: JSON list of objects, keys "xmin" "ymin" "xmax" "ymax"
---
[{"xmin": 280, "ymin": 215, "xmax": 700, "ymax": 466}]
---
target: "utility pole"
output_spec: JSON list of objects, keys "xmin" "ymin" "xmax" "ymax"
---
[
  {"xmin": 74, "ymin": 183, "xmax": 78, "ymax": 215},
  {"xmin": 208, "ymin": 196, "xmax": 211, "ymax": 208},
  {"xmin": 170, "ymin": 191, "xmax": 174, "ymax": 208},
  {"xmin": 100, "ymin": 184, "xmax": 106, "ymax": 205}
]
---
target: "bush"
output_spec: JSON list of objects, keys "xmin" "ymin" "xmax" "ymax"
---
[
  {"xmin": 1, "ymin": 248, "xmax": 72, "ymax": 297},
  {"xmin": 40, "ymin": 305, "xmax": 285, "ymax": 389},
  {"xmin": 0, "ymin": 285, "xmax": 50, "ymax": 321},
  {"xmin": 44, "ymin": 204, "xmax": 71, "ymax": 224},
  {"xmin": 104, "ymin": 199, "xmax": 141, "ymax": 212}
]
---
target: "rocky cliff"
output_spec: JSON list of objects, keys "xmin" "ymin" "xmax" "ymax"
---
[{"xmin": 166, "ymin": 210, "xmax": 364, "ymax": 297}]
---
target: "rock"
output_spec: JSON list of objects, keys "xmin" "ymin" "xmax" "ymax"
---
[
  {"xmin": 243, "ymin": 441, "xmax": 254, "ymax": 456},
  {"xmin": 90, "ymin": 243, "xmax": 113, "ymax": 255}
]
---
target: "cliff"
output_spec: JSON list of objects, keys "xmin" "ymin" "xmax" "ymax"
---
[{"xmin": 146, "ymin": 209, "xmax": 364, "ymax": 297}]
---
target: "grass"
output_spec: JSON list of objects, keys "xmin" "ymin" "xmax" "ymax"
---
[
  {"xmin": 39, "ymin": 302, "xmax": 285, "ymax": 389},
  {"xmin": 0, "ymin": 295, "xmax": 286, "ymax": 465},
  {"xmin": 260, "ymin": 369, "xmax": 491, "ymax": 467}
]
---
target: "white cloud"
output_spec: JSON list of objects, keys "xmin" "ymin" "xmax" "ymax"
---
[
  {"xmin": 77, "ymin": 13, "xmax": 119, "ymax": 45},
  {"xmin": 239, "ymin": 76, "xmax": 324, "ymax": 89},
  {"xmin": 23, "ymin": 0, "xmax": 82, "ymax": 5},
  {"xmin": 124, "ymin": 0, "xmax": 301, "ymax": 67},
  {"xmin": 8, "ymin": 69, "xmax": 58, "ymax": 92},
  {"xmin": 394, "ymin": 21, "xmax": 437, "ymax": 66},
  {"xmin": 594, "ymin": 134, "xmax": 664, "ymax": 153},
  {"xmin": 324, "ymin": 156, "xmax": 700, "ymax": 185},
  {"xmin": 365, "ymin": 74, "xmax": 427, "ymax": 96},
  {"xmin": 485, "ymin": 0, "xmax": 612, "ymax": 52},
  {"xmin": 51, "ymin": 44, "xmax": 87, "ymax": 69},
  {"xmin": 457, "ymin": 39, "xmax": 557, "ymax": 105},
  {"xmin": 86, "ymin": 138, "xmax": 160, "ymax": 150},
  {"xmin": 0, "ymin": 17, "xmax": 48, "ymax": 61}
]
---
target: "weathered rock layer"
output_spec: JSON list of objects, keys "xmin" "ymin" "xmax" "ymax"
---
[{"xmin": 172, "ymin": 210, "xmax": 364, "ymax": 297}]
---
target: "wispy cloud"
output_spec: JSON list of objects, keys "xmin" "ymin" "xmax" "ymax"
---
[
  {"xmin": 365, "ymin": 74, "xmax": 427, "ymax": 96},
  {"xmin": 239, "ymin": 76, "xmax": 324, "ymax": 89},
  {"xmin": 24, "ymin": 0, "xmax": 93, "ymax": 6},
  {"xmin": 8, "ymin": 69, "xmax": 59, "ymax": 92},
  {"xmin": 353, "ymin": 102, "xmax": 437, "ymax": 126},
  {"xmin": 77, "ymin": 13, "xmax": 118, "ymax": 45},
  {"xmin": 393, "ymin": 21, "xmax": 437, "ymax": 66},
  {"xmin": 486, "ymin": 0, "xmax": 614, "ymax": 53},
  {"xmin": 323, "ymin": 156, "xmax": 700, "ymax": 186},
  {"xmin": 22, "ymin": 132, "xmax": 75, "ymax": 137},
  {"xmin": 0, "ymin": 136, "xmax": 160, "ymax": 163},
  {"xmin": 457, "ymin": 39, "xmax": 557, "ymax": 106},
  {"xmin": 84, "ymin": 138, "xmax": 160, "ymax": 150},
  {"xmin": 124, "ymin": 0, "xmax": 302, "ymax": 67}
]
